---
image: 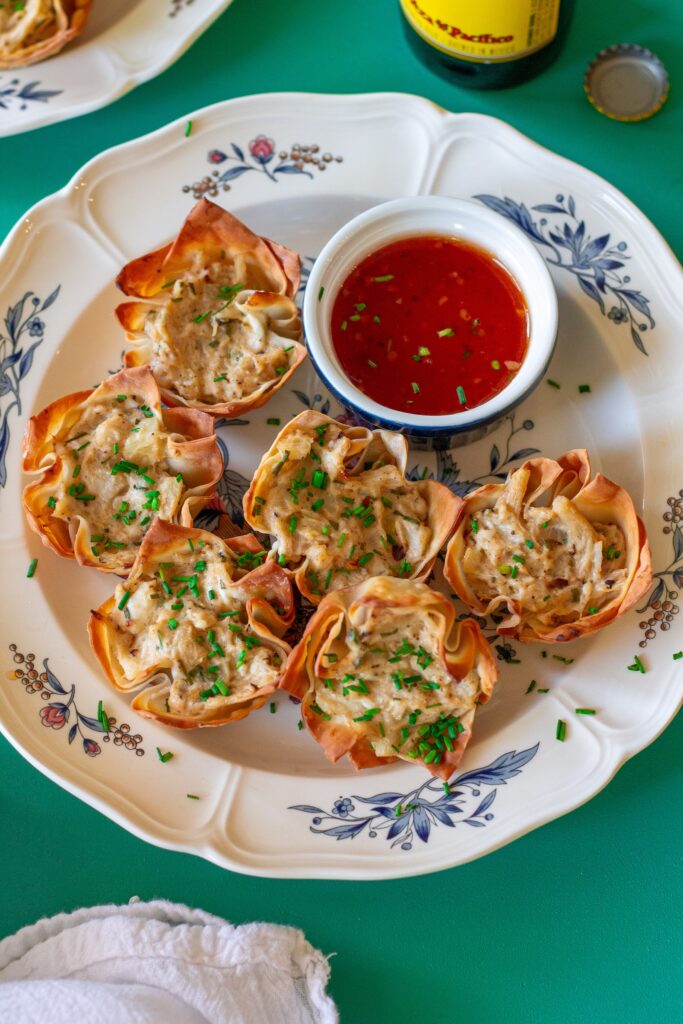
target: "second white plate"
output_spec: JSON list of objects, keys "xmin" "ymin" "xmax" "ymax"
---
[{"xmin": 0, "ymin": 0, "xmax": 234, "ymax": 137}]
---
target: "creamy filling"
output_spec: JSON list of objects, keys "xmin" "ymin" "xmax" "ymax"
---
[
  {"xmin": 0, "ymin": 0, "xmax": 62, "ymax": 56},
  {"xmin": 254, "ymin": 424, "xmax": 432, "ymax": 594},
  {"xmin": 142, "ymin": 271, "xmax": 296, "ymax": 404},
  {"xmin": 51, "ymin": 393, "xmax": 184, "ymax": 569},
  {"xmin": 312, "ymin": 609, "xmax": 479, "ymax": 763},
  {"xmin": 464, "ymin": 493, "xmax": 628, "ymax": 624},
  {"xmin": 110, "ymin": 545, "xmax": 281, "ymax": 717}
]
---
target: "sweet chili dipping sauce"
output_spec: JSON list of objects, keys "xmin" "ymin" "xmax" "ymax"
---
[{"xmin": 331, "ymin": 235, "xmax": 528, "ymax": 416}]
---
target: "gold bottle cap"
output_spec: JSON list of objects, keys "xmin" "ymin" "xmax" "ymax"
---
[{"xmin": 584, "ymin": 44, "xmax": 669, "ymax": 122}]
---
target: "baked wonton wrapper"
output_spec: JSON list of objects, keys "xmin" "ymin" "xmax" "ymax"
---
[
  {"xmin": 279, "ymin": 576, "xmax": 498, "ymax": 780},
  {"xmin": 115, "ymin": 199, "xmax": 305, "ymax": 418},
  {"xmin": 444, "ymin": 450, "xmax": 653, "ymax": 643},
  {"xmin": 0, "ymin": 0, "xmax": 92, "ymax": 69},
  {"xmin": 22, "ymin": 366, "xmax": 223, "ymax": 575},
  {"xmin": 243, "ymin": 411, "xmax": 462, "ymax": 604},
  {"xmin": 88, "ymin": 520, "xmax": 294, "ymax": 729}
]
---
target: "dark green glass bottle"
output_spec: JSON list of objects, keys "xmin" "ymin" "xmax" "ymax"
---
[{"xmin": 401, "ymin": 0, "xmax": 575, "ymax": 90}]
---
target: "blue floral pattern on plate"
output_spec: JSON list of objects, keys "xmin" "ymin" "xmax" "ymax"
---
[
  {"xmin": 183, "ymin": 138, "xmax": 344, "ymax": 201},
  {"xmin": 0, "ymin": 287, "xmax": 60, "ymax": 489},
  {"xmin": 8, "ymin": 644, "xmax": 144, "ymax": 759},
  {"xmin": 290, "ymin": 744, "xmax": 539, "ymax": 850},
  {"xmin": 0, "ymin": 78, "xmax": 62, "ymax": 112},
  {"xmin": 475, "ymin": 193, "xmax": 655, "ymax": 354}
]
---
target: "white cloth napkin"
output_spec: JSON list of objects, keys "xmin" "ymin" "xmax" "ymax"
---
[{"xmin": 0, "ymin": 899, "xmax": 338, "ymax": 1024}]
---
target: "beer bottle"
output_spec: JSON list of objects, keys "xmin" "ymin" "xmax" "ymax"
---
[{"xmin": 400, "ymin": 0, "xmax": 576, "ymax": 90}]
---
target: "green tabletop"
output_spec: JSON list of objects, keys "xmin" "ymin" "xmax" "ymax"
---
[{"xmin": 1, "ymin": 1, "xmax": 681, "ymax": 1020}]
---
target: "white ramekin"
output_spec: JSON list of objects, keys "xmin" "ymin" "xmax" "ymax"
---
[{"xmin": 303, "ymin": 196, "xmax": 558, "ymax": 449}]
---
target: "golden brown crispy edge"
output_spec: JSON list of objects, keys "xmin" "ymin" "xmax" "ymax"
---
[
  {"xmin": 279, "ymin": 576, "xmax": 497, "ymax": 780},
  {"xmin": 243, "ymin": 410, "xmax": 463, "ymax": 604},
  {"xmin": 443, "ymin": 450, "xmax": 653, "ymax": 643},
  {"xmin": 115, "ymin": 197, "xmax": 301, "ymax": 301},
  {"xmin": 87, "ymin": 521, "xmax": 294, "ymax": 728},
  {"xmin": 0, "ymin": 1, "xmax": 93, "ymax": 71},
  {"xmin": 115, "ymin": 201, "xmax": 304, "ymax": 417},
  {"xmin": 22, "ymin": 366, "xmax": 223, "ymax": 572}
]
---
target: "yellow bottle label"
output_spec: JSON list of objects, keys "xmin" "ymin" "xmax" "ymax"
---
[{"xmin": 401, "ymin": 0, "xmax": 561, "ymax": 62}]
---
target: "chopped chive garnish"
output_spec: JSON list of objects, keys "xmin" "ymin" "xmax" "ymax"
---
[
  {"xmin": 498, "ymin": 564, "xmax": 512, "ymax": 576},
  {"xmin": 605, "ymin": 545, "xmax": 621, "ymax": 560},
  {"xmin": 578, "ymin": 384, "xmax": 591, "ymax": 393},
  {"xmin": 337, "ymin": 532, "xmax": 346, "ymax": 548},
  {"xmin": 372, "ymin": 275, "xmax": 394, "ymax": 282},
  {"xmin": 354, "ymin": 303, "xmax": 366, "ymax": 311},
  {"xmin": 311, "ymin": 498, "xmax": 324, "ymax": 511},
  {"xmin": 47, "ymin": 496, "xmax": 57, "ymax": 509},
  {"xmin": 186, "ymin": 794, "xmax": 199, "ymax": 800},
  {"xmin": 358, "ymin": 552, "xmax": 373, "ymax": 566},
  {"xmin": 437, "ymin": 328, "xmax": 454, "ymax": 337},
  {"xmin": 269, "ymin": 702, "xmax": 277, "ymax": 714},
  {"xmin": 627, "ymin": 655, "xmax": 646, "ymax": 673},
  {"xmin": 185, "ymin": 120, "xmax": 192, "ymax": 137},
  {"xmin": 118, "ymin": 590, "xmax": 131, "ymax": 611},
  {"xmin": 116, "ymin": 395, "xmax": 126, "ymax": 402},
  {"xmin": 368, "ymin": 359, "xmax": 378, "ymax": 368},
  {"xmin": 525, "ymin": 539, "xmax": 534, "ymax": 549},
  {"xmin": 547, "ymin": 378, "xmax": 561, "ymax": 389},
  {"xmin": 556, "ymin": 719, "xmax": 567, "ymax": 742},
  {"xmin": 526, "ymin": 680, "xmax": 536, "ymax": 694},
  {"xmin": 277, "ymin": 554, "xmax": 287, "ymax": 567},
  {"xmin": 318, "ymin": 286, "xmax": 324, "ymax": 301},
  {"xmin": 26, "ymin": 558, "xmax": 38, "ymax": 578},
  {"xmin": 553, "ymin": 655, "xmax": 574, "ymax": 665},
  {"xmin": 575, "ymin": 708, "xmax": 596, "ymax": 715},
  {"xmin": 72, "ymin": 464, "xmax": 81, "ymax": 479},
  {"xmin": 267, "ymin": 418, "xmax": 281, "ymax": 426},
  {"xmin": 674, "ymin": 652, "xmax": 683, "ymax": 660},
  {"xmin": 341, "ymin": 320, "xmax": 347, "ymax": 331},
  {"xmin": 456, "ymin": 385, "xmax": 467, "ymax": 405},
  {"xmin": 213, "ymin": 374, "xmax": 227, "ymax": 383},
  {"xmin": 411, "ymin": 381, "xmax": 420, "ymax": 394},
  {"xmin": 156, "ymin": 748, "xmax": 174, "ymax": 763},
  {"xmin": 289, "ymin": 515, "xmax": 297, "ymax": 534},
  {"xmin": 373, "ymin": 315, "xmax": 381, "ymax": 323},
  {"xmin": 168, "ymin": 618, "xmax": 179, "ymax": 630},
  {"xmin": 491, "ymin": 359, "xmax": 501, "ymax": 370}
]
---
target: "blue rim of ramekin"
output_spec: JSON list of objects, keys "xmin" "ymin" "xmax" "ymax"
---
[{"xmin": 305, "ymin": 329, "xmax": 558, "ymax": 438}]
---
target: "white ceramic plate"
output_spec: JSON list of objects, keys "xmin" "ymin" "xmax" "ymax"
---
[
  {"xmin": 0, "ymin": 0, "xmax": 234, "ymax": 138},
  {"xmin": 0, "ymin": 92, "xmax": 681, "ymax": 880}
]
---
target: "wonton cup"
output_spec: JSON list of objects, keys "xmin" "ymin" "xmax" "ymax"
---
[
  {"xmin": 115, "ymin": 199, "xmax": 305, "ymax": 418},
  {"xmin": 0, "ymin": 0, "xmax": 92, "ymax": 70},
  {"xmin": 279, "ymin": 576, "xmax": 497, "ymax": 780},
  {"xmin": 88, "ymin": 520, "xmax": 294, "ymax": 729},
  {"xmin": 444, "ymin": 450, "xmax": 653, "ymax": 644},
  {"xmin": 22, "ymin": 366, "xmax": 223, "ymax": 575},
  {"xmin": 243, "ymin": 411, "xmax": 462, "ymax": 605}
]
